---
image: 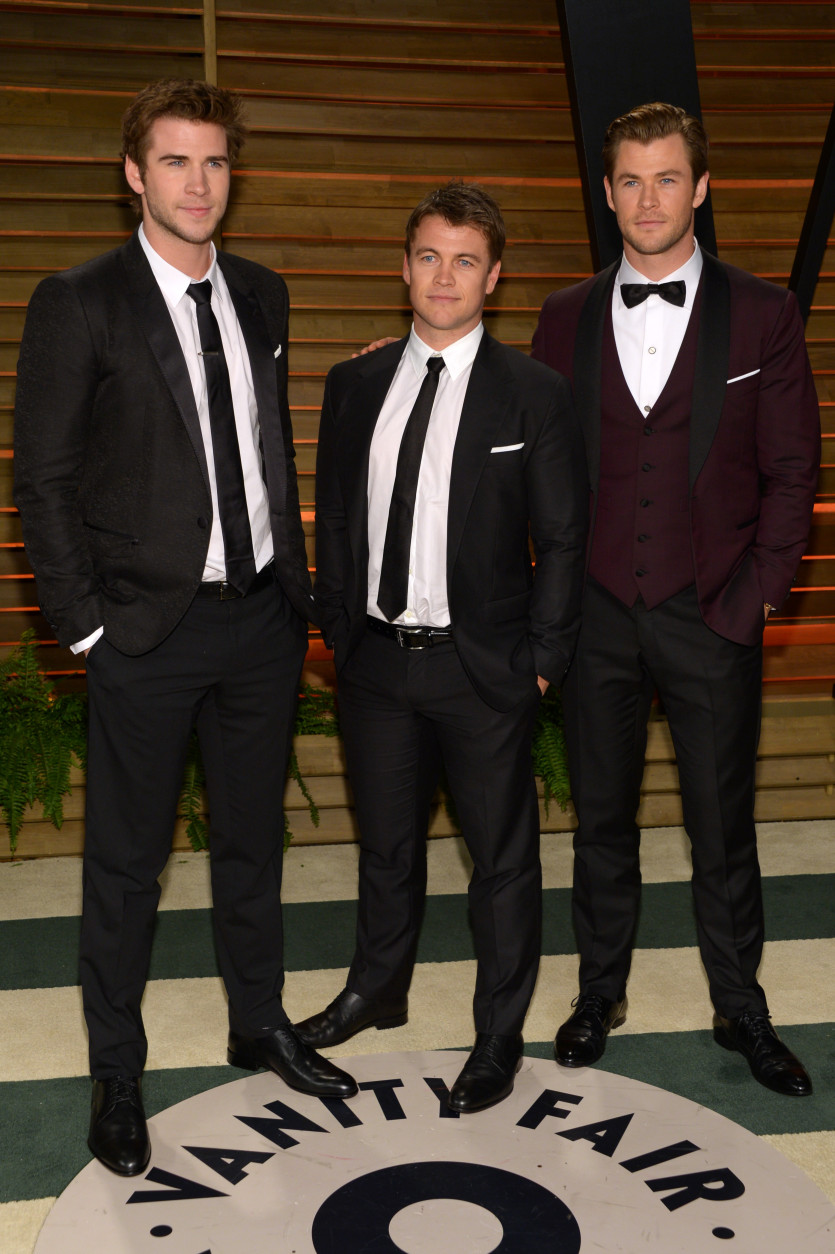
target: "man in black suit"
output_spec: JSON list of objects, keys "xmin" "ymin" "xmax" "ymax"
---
[
  {"xmin": 531, "ymin": 102, "xmax": 819, "ymax": 1095},
  {"xmin": 296, "ymin": 183, "xmax": 587, "ymax": 1112},
  {"xmin": 14, "ymin": 78, "xmax": 356, "ymax": 1177}
]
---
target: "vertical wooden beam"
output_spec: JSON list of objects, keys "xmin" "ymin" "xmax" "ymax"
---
[
  {"xmin": 203, "ymin": 0, "xmax": 217, "ymax": 85},
  {"xmin": 555, "ymin": 0, "xmax": 716, "ymax": 271},
  {"xmin": 789, "ymin": 101, "xmax": 835, "ymax": 327}
]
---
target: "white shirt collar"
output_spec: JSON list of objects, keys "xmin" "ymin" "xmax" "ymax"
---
[
  {"xmin": 616, "ymin": 237, "xmax": 703, "ymax": 301},
  {"xmin": 406, "ymin": 322, "xmax": 484, "ymax": 382},
  {"xmin": 137, "ymin": 224, "xmax": 218, "ymax": 306}
]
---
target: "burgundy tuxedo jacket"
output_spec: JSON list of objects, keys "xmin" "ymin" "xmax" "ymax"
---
[{"xmin": 531, "ymin": 250, "xmax": 821, "ymax": 645}]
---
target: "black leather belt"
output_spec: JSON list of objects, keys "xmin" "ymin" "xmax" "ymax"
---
[
  {"xmin": 197, "ymin": 562, "xmax": 275, "ymax": 601},
  {"xmin": 366, "ymin": 615, "xmax": 453, "ymax": 650}
]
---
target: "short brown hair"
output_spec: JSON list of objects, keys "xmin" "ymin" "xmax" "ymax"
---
[
  {"xmin": 120, "ymin": 78, "xmax": 247, "ymax": 201},
  {"xmin": 404, "ymin": 181, "xmax": 506, "ymax": 265},
  {"xmin": 602, "ymin": 102, "xmax": 709, "ymax": 185}
]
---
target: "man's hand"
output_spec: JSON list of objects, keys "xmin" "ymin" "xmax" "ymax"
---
[
  {"xmin": 351, "ymin": 336, "xmax": 398, "ymax": 359},
  {"xmin": 537, "ymin": 675, "xmax": 549, "ymax": 695}
]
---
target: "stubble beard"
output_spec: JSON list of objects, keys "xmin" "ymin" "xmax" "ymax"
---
[
  {"xmin": 619, "ymin": 213, "xmax": 693, "ymax": 260},
  {"xmin": 142, "ymin": 190, "xmax": 223, "ymax": 248}
]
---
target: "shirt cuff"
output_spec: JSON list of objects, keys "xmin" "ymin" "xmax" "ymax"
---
[{"xmin": 70, "ymin": 627, "xmax": 103, "ymax": 655}]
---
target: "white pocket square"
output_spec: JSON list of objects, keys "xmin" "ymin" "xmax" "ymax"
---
[
  {"xmin": 726, "ymin": 369, "xmax": 759, "ymax": 384},
  {"xmin": 490, "ymin": 443, "xmax": 524, "ymax": 453},
  {"xmin": 274, "ymin": 345, "xmax": 282, "ymax": 358}
]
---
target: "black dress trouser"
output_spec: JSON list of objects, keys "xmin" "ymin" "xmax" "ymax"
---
[
  {"xmin": 81, "ymin": 574, "xmax": 307, "ymax": 1078},
  {"xmin": 562, "ymin": 579, "xmax": 767, "ymax": 1018},
  {"xmin": 337, "ymin": 628, "xmax": 543, "ymax": 1037}
]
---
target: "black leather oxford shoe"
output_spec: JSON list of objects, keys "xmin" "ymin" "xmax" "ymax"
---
[
  {"xmin": 227, "ymin": 1024, "xmax": 358, "ymax": 1098},
  {"xmin": 88, "ymin": 1076, "xmax": 151, "ymax": 1176},
  {"xmin": 447, "ymin": 1033, "xmax": 524, "ymax": 1113},
  {"xmin": 713, "ymin": 1011, "xmax": 813, "ymax": 1097},
  {"xmin": 295, "ymin": 988, "xmax": 408, "ymax": 1048},
  {"xmin": 555, "ymin": 993, "xmax": 628, "ymax": 1067}
]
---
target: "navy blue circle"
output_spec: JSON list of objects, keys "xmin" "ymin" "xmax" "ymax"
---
[
  {"xmin": 311, "ymin": 1161, "xmax": 581, "ymax": 1253},
  {"xmin": 150, "ymin": 1226, "xmax": 172, "ymax": 1237},
  {"xmin": 712, "ymin": 1229, "xmax": 735, "ymax": 1240}
]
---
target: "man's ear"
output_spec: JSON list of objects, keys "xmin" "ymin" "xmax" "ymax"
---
[
  {"xmin": 485, "ymin": 259, "xmax": 501, "ymax": 296},
  {"xmin": 692, "ymin": 170, "xmax": 709, "ymax": 211},
  {"xmin": 124, "ymin": 157, "xmax": 145, "ymax": 197},
  {"xmin": 603, "ymin": 176, "xmax": 615, "ymax": 213},
  {"xmin": 402, "ymin": 250, "xmax": 411, "ymax": 285}
]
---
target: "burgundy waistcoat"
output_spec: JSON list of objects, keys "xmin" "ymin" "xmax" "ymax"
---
[{"xmin": 588, "ymin": 294, "xmax": 702, "ymax": 609}]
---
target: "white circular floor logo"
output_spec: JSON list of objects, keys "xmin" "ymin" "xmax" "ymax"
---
[{"xmin": 36, "ymin": 1051, "xmax": 834, "ymax": 1253}]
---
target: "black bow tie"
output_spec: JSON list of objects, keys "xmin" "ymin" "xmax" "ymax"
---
[{"xmin": 620, "ymin": 280, "xmax": 686, "ymax": 309}]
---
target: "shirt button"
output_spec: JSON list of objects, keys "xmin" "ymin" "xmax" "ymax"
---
[
  {"xmin": 643, "ymin": 405, "xmax": 651, "ymax": 414},
  {"xmin": 642, "ymin": 462, "xmax": 652, "ymax": 472},
  {"xmin": 635, "ymin": 569, "xmax": 646, "ymax": 577},
  {"xmin": 637, "ymin": 534, "xmax": 648, "ymax": 542},
  {"xmin": 640, "ymin": 499, "xmax": 651, "ymax": 507},
  {"xmin": 648, "ymin": 346, "xmax": 656, "ymax": 355},
  {"xmin": 644, "ymin": 425, "xmax": 654, "ymax": 435}
]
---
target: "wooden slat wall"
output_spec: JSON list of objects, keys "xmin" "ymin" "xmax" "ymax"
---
[{"xmin": 0, "ymin": 0, "xmax": 833, "ymax": 695}]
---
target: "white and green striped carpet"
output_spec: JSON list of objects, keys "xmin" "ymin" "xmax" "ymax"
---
[{"xmin": 1, "ymin": 820, "xmax": 833, "ymax": 1252}]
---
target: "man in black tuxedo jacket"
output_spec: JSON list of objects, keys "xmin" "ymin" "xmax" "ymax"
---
[
  {"xmin": 14, "ymin": 79, "xmax": 356, "ymax": 1176},
  {"xmin": 296, "ymin": 183, "xmax": 587, "ymax": 1112}
]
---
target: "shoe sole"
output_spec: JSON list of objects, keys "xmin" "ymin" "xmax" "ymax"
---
[{"xmin": 555, "ymin": 1010, "xmax": 628, "ymax": 1068}]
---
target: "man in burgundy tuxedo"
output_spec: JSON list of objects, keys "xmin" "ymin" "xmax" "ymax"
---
[{"xmin": 531, "ymin": 102, "xmax": 820, "ymax": 1095}]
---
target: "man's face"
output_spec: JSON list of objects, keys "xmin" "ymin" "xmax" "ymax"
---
[
  {"xmin": 124, "ymin": 116, "xmax": 231, "ymax": 252},
  {"xmin": 403, "ymin": 215, "xmax": 501, "ymax": 349},
  {"xmin": 604, "ymin": 134, "xmax": 708, "ymax": 270}
]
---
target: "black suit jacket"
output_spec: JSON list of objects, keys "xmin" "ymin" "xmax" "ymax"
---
[
  {"xmin": 314, "ymin": 331, "xmax": 588, "ymax": 712},
  {"xmin": 532, "ymin": 251, "xmax": 820, "ymax": 645},
  {"xmin": 14, "ymin": 232, "xmax": 313, "ymax": 654}
]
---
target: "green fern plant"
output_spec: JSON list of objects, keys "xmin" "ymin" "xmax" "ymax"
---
[
  {"xmin": 0, "ymin": 631, "xmax": 87, "ymax": 853},
  {"xmin": 532, "ymin": 686, "xmax": 571, "ymax": 814}
]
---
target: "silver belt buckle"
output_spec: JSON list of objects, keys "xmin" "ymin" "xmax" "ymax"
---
[{"xmin": 396, "ymin": 626, "xmax": 427, "ymax": 649}]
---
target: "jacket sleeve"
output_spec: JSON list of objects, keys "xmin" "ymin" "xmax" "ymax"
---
[
  {"xmin": 313, "ymin": 369, "xmax": 350, "ymax": 650},
  {"xmin": 526, "ymin": 373, "xmax": 588, "ymax": 684},
  {"xmin": 750, "ymin": 290, "xmax": 820, "ymax": 608},
  {"xmin": 13, "ymin": 275, "xmax": 105, "ymax": 647}
]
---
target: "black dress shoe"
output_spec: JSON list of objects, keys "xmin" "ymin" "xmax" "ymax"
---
[
  {"xmin": 555, "ymin": 992, "xmax": 628, "ymax": 1067},
  {"xmin": 295, "ymin": 988, "xmax": 408, "ymax": 1048},
  {"xmin": 227, "ymin": 1024, "xmax": 358, "ymax": 1098},
  {"xmin": 88, "ymin": 1076, "xmax": 151, "ymax": 1176},
  {"xmin": 447, "ymin": 1033, "xmax": 524, "ymax": 1113},
  {"xmin": 713, "ymin": 1011, "xmax": 813, "ymax": 1097}
]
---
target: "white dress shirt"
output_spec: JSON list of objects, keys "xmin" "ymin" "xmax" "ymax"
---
[
  {"xmin": 72, "ymin": 228, "xmax": 273, "ymax": 653},
  {"xmin": 366, "ymin": 323, "xmax": 483, "ymax": 627},
  {"xmin": 611, "ymin": 238, "xmax": 703, "ymax": 416}
]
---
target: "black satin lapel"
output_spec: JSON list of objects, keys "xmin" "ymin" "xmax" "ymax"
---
[
  {"xmin": 119, "ymin": 237, "xmax": 210, "ymax": 488},
  {"xmin": 573, "ymin": 262, "xmax": 618, "ymax": 490},
  {"xmin": 689, "ymin": 252, "xmax": 730, "ymax": 486},
  {"xmin": 447, "ymin": 333, "xmax": 513, "ymax": 575}
]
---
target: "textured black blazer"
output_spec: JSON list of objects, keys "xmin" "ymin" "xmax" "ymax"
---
[
  {"xmin": 314, "ymin": 331, "xmax": 588, "ymax": 712},
  {"xmin": 14, "ymin": 231, "xmax": 313, "ymax": 654}
]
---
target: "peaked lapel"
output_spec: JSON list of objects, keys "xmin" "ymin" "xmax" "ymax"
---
[
  {"xmin": 218, "ymin": 253, "xmax": 287, "ymax": 509},
  {"xmin": 572, "ymin": 261, "xmax": 618, "ymax": 490},
  {"xmin": 119, "ymin": 234, "xmax": 211, "ymax": 490},
  {"xmin": 689, "ymin": 249, "xmax": 730, "ymax": 486},
  {"xmin": 447, "ymin": 332, "xmax": 516, "ymax": 579}
]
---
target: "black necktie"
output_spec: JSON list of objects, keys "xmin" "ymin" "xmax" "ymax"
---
[
  {"xmin": 620, "ymin": 280, "xmax": 686, "ymax": 309},
  {"xmin": 377, "ymin": 355, "xmax": 445, "ymax": 622},
  {"xmin": 187, "ymin": 280, "xmax": 256, "ymax": 594}
]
